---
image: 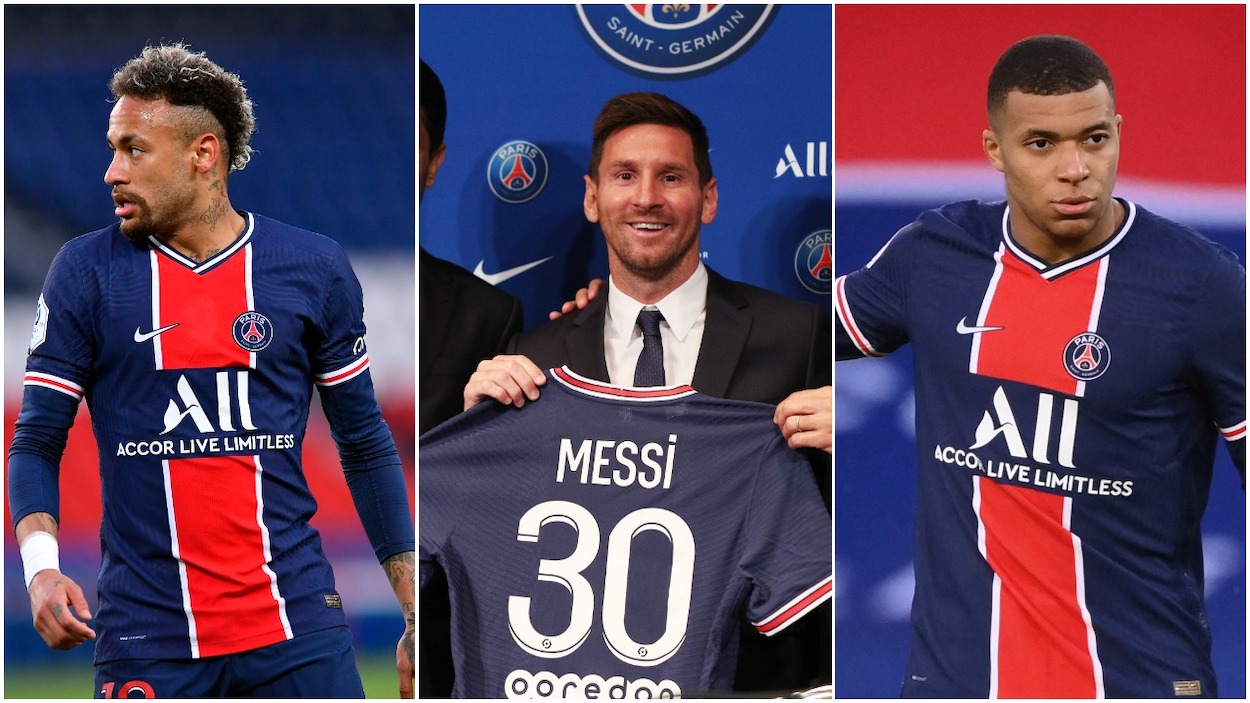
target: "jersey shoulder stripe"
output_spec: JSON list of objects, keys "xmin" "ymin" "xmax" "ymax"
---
[
  {"xmin": 754, "ymin": 575, "xmax": 832, "ymax": 636},
  {"xmin": 835, "ymin": 275, "xmax": 881, "ymax": 357},
  {"xmin": 24, "ymin": 372, "xmax": 84, "ymax": 400},
  {"xmin": 316, "ymin": 354, "xmax": 370, "ymax": 386},
  {"xmin": 1219, "ymin": 420, "xmax": 1246, "ymax": 442}
]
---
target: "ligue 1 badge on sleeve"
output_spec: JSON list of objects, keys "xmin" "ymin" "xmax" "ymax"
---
[
  {"xmin": 29, "ymin": 293, "xmax": 49, "ymax": 352},
  {"xmin": 576, "ymin": 5, "xmax": 775, "ymax": 76}
]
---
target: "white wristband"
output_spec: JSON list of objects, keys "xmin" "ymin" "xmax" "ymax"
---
[{"xmin": 20, "ymin": 531, "xmax": 60, "ymax": 589}]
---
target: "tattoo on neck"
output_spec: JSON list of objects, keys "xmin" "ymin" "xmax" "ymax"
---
[{"xmin": 200, "ymin": 198, "xmax": 227, "ymax": 231}]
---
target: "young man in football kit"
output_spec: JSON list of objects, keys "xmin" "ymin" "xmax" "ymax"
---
[
  {"xmin": 459, "ymin": 91, "xmax": 832, "ymax": 693},
  {"xmin": 835, "ymin": 35, "xmax": 1245, "ymax": 697},
  {"xmin": 7, "ymin": 44, "xmax": 416, "ymax": 697}
]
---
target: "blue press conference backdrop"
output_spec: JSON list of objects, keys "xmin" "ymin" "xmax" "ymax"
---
[{"xmin": 417, "ymin": 4, "xmax": 832, "ymax": 331}]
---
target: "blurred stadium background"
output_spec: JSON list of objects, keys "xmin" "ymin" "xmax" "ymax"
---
[
  {"xmin": 3, "ymin": 6, "xmax": 414, "ymax": 696},
  {"xmin": 835, "ymin": 5, "xmax": 1246, "ymax": 698}
]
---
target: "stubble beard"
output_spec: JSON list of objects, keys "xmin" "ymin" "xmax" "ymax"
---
[
  {"xmin": 614, "ymin": 232, "xmax": 698, "ymax": 283},
  {"xmin": 118, "ymin": 180, "xmax": 198, "ymax": 245}
]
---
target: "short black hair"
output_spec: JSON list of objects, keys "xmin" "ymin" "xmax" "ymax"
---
[
  {"xmin": 420, "ymin": 59, "xmax": 446, "ymax": 151},
  {"xmin": 987, "ymin": 35, "xmax": 1114, "ymax": 116}
]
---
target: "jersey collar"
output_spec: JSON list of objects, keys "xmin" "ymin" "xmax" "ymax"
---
[
  {"xmin": 147, "ymin": 211, "xmax": 255, "ymax": 274},
  {"xmin": 1002, "ymin": 199, "xmax": 1135, "ymax": 280}
]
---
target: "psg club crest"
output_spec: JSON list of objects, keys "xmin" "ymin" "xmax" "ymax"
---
[
  {"xmin": 233, "ymin": 311, "xmax": 273, "ymax": 352},
  {"xmin": 795, "ymin": 229, "xmax": 832, "ymax": 294},
  {"xmin": 1064, "ymin": 332, "xmax": 1110, "ymax": 381},
  {"xmin": 487, "ymin": 140, "xmax": 549, "ymax": 204},
  {"xmin": 576, "ymin": 4, "xmax": 775, "ymax": 76}
]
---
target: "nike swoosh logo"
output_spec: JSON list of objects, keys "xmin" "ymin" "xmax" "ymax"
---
[
  {"xmin": 473, "ymin": 257, "xmax": 552, "ymax": 286},
  {"xmin": 955, "ymin": 317, "xmax": 1004, "ymax": 335},
  {"xmin": 134, "ymin": 323, "xmax": 180, "ymax": 343}
]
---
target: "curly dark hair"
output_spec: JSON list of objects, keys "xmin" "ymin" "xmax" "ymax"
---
[{"xmin": 109, "ymin": 43, "xmax": 256, "ymax": 172}]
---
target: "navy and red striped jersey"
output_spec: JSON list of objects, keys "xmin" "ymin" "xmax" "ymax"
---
[
  {"xmin": 836, "ymin": 199, "xmax": 1246, "ymax": 698},
  {"xmin": 419, "ymin": 367, "xmax": 832, "ymax": 698},
  {"xmin": 10, "ymin": 213, "xmax": 411, "ymax": 663}
]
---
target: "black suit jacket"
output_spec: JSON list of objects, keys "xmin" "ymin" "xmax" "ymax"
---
[
  {"xmin": 508, "ymin": 267, "xmax": 831, "ymax": 400},
  {"xmin": 418, "ymin": 247, "xmax": 522, "ymax": 698},
  {"xmin": 508, "ymin": 266, "xmax": 832, "ymax": 692},
  {"xmin": 419, "ymin": 247, "xmax": 523, "ymax": 434}
]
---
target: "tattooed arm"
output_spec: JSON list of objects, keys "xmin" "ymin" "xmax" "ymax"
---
[
  {"xmin": 15, "ymin": 512, "xmax": 96, "ymax": 650},
  {"xmin": 384, "ymin": 551, "xmax": 417, "ymax": 698}
]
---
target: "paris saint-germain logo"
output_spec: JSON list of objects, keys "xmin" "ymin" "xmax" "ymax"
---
[
  {"xmin": 577, "ymin": 5, "xmax": 775, "ymax": 76},
  {"xmin": 795, "ymin": 229, "xmax": 832, "ymax": 294},
  {"xmin": 487, "ymin": 140, "xmax": 549, "ymax": 204},
  {"xmin": 1064, "ymin": 332, "xmax": 1110, "ymax": 381},
  {"xmin": 233, "ymin": 311, "xmax": 273, "ymax": 352}
]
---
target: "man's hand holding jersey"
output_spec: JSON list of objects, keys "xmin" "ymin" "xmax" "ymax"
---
[{"xmin": 463, "ymin": 355, "xmax": 547, "ymax": 411}]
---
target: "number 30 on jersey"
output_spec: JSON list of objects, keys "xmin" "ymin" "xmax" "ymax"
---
[{"xmin": 508, "ymin": 500, "xmax": 696, "ymax": 667}]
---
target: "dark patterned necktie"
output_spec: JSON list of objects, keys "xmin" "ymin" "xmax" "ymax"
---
[{"xmin": 633, "ymin": 309, "xmax": 665, "ymax": 387}]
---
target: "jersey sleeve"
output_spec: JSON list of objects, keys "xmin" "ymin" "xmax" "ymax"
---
[
  {"xmin": 835, "ymin": 223, "xmax": 916, "ymax": 360},
  {"xmin": 740, "ymin": 435, "xmax": 833, "ymax": 636},
  {"xmin": 8, "ymin": 243, "xmax": 95, "ymax": 527},
  {"xmin": 1189, "ymin": 248, "xmax": 1246, "ymax": 481},
  {"xmin": 416, "ymin": 403, "xmax": 503, "ymax": 588},
  {"xmin": 313, "ymin": 242, "xmax": 414, "ymax": 561}
]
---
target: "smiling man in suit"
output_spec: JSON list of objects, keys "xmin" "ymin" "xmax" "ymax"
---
[{"xmin": 462, "ymin": 90, "xmax": 830, "ymax": 694}]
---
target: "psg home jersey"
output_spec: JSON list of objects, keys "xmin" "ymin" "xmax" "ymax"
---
[
  {"xmin": 836, "ymin": 199, "xmax": 1246, "ymax": 698},
  {"xmin": 12, "ymin": 213, "xmax": 390, "ymax": 663},
  {"xmin": 419, "ymin": 367, "xmax": 832, "ymax": 698}
]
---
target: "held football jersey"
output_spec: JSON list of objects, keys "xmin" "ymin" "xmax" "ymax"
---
[
  {"xmin": 836, "ymin": 199, "xmax": 1246, "ymax": 698},
  {"xmin": 13, "ymin": 213, "xmax": 383, "ymax": 663},
  {"xmin": 419, "ymin": 367, "xmax": 832, "ymax": 698}
]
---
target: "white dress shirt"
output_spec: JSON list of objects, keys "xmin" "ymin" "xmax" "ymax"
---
[{"xmin": 604, "ymin": 263, "xmax": 708, "ymax": 387}]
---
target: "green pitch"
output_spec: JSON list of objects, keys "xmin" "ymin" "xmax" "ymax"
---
[{"xmin": 4, "ymin": 653, "xmax": 403, "ymax": 698}]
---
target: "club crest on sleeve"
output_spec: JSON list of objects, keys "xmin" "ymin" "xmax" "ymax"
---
[
  {"xmin": 1064, "ymin": 332, "xmax": 1110, "ymax": 381},
  {"xmin": 233, "ymin": 311, "xmax": 273, "ymax": 352}
]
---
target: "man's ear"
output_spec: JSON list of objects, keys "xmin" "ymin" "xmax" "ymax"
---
[
  {"xmin": 982, "ymin": 129, "xmax": 1005, "ymax": 174},
  {"xmin": 192, "ymin": 132, "xmax": 224, "ymax": 175},
  {"xmin": 425, "ymin": 143, "xmax": 447, "ymax": 190},
  {"xmin": 583, "ymin": 174, "xmax": 600, "ymax": 223}
]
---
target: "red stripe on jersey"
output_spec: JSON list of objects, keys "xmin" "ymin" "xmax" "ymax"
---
[
  {"xmin": 977, "ymin": 479, "xmax": 1099, "ymax": 697},
  {"xmin": 154, "ymin": 248, "xmax": 252, "ymax": 370},
  {"xmin": 316, "ymin": 355, "xmax": 369, "ymax": 387},
  {"xmin": 970, "ymin": 249, "xmax": 1107, "ymax": 696},
  {"xmin": 24, "ymin": 372, "xmax": 85, "ymax": 400},
  {"xmin": 755, "ymin": 577, "xmax": 833, "ymax": 635},
  {"xmin": 835, "ymin": 275, "xmax": 881, "ymax": 357},
  {"xmin": 553, "ymin": 366, "xmax": 695, "ymax": 398},
  {"xmin": 166, "ymin": 455, "xmax": 290, "ymax": 657},
  {"xmin": 973, "ymin": 253, "xmax": 1105, "ymax": 397},
  {"xmin": 1220, "ymin": 421, "xmax": 1246, "ymax": 442}
]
